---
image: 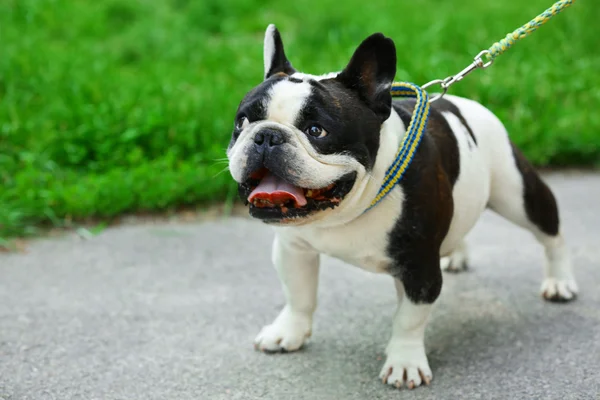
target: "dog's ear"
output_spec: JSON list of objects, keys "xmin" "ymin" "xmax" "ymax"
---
[
  {"xmin": 336, "ymin": 33, "xmax": 397, "ymax": 122},
  {"xmin": 263, "ymin": 24, "xmax": 296, "ymax": 79}
]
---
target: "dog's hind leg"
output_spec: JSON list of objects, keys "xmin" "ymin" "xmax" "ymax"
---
[
  {"xmin": 488, "ymin": 142, "xmax": 578, "ymax": 302},
  {"xmin": 440, "ymin": 240, "xmax": 469, "ymax": 273}
]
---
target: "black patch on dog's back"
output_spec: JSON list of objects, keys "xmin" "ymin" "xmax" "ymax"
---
[
  {"xmin": 384, "ymin": 99, "xmax": 462, "ymax": 304},
  {"xmin": 393, "ymin": 99, "xmax": 461, "ymax": 186},
  {"xmin": 433, "ymin": 98, "xmax": 477, "ymax": 146},
  {"xmin": 510, "ymin": 143, "xmax": 559, "ymax": 236}
]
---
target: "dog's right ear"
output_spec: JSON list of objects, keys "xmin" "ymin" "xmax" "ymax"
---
[{"xmin": 263, "ymin": 24, "xmax": 296, "ymax": 79}]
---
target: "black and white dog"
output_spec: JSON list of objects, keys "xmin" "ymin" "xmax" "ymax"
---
[{"xmin": 226, "ymin": 25, "xmax": 578, "ymax": 389}]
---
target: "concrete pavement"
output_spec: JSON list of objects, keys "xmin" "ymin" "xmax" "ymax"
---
[{"xmin": 1, "ymin": 172, "xmax": 599, "ymax": 399}]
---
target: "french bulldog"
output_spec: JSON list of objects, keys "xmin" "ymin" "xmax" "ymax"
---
[{"xmin": 226, "ymin": 24, "xmax": 579, "ymax": 389}]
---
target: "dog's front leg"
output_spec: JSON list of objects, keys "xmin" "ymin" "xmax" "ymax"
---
[
  {"xmin": 379, "ymin": 278, "xmax": 436, "ymax": 389},
  {"xmin": 254, "ymin": 235, "xmax": 319, "ymax": 353}
]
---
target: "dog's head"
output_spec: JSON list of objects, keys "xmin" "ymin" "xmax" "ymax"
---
[{"xmin": 227, "ymin": 25, "xmax": 398, "ymax": 226}]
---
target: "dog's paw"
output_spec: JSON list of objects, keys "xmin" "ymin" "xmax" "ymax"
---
[
  {"xmin": 379, "ymin": 341, "xmax": 432, "ymax": 389},
  {"xmin": 541, "ymin": 277, "xmax": 579, "ymax": 302},
  {"xmin": 254, "ymin": 307, "xmax": 312, "ymax": 353},
  {"xmin": 440, "ymin": 251, "xmax": 468, "ymax": 273}
]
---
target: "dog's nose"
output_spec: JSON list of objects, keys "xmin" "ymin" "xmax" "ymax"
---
[{"xmin": 254, "ymin": 128, "xmax": 285, "ymax": 148}]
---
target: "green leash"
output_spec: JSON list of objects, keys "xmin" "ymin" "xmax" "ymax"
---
[
  {"xmin": 488, "ymin": 0, "xmax": 575, "ymax": 60},
  {"xmin": 368, "ymin": 0, "xmax": 576, "ymax": 210}
]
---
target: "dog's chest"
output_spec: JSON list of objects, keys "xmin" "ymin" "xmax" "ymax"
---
[
  {"xmin": 288, "ymin": 194, "xmax": 403, "ymax": 273},
  {"xmin": 302, "ymin": 229, "xmax": 392, "ymax": 273},
  {"xmin": 306, "ymin": 228, "xmax": 391, "ymax": 273}
]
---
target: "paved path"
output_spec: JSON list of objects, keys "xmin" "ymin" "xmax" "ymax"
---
[{"xmin": 1, "ymin": 172, "xmax": 599, "ymax": 400}]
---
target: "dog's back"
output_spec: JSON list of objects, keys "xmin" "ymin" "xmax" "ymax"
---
[{"xmin": 392, "ymin": 94, "xmax": 558, "ymax": 256}]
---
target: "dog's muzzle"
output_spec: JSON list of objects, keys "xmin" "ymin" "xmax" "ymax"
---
[{"xmin": 253, "ymin": 128, "xmax": 286, "ymax": 149}]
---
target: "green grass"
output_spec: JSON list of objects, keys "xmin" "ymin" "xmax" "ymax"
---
[{"xmin": 1, "ymin": 0, "xmax": 599, "ymax": 238}]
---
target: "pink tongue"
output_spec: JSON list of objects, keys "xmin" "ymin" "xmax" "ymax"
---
[{"xmin": 249, "ymin": 172, "xmax": 307, "ymax": 207}]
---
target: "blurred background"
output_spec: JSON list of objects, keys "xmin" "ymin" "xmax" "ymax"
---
[{"xmin": 0, "ymin": 0, "xmax": 598, "ymax": 241}]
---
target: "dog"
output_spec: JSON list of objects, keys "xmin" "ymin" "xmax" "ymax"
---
[{"xmin": 226, "ymin": 24, "xmax": 579, "ymax": 389}]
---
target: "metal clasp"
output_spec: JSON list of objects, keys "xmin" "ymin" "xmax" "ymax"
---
[
  {"xmin": 421, "ymin": 79, "xmax": 448, "ymax": 103},
  {"xmin": 423, "ymin": 50, "xmax": 494, "ymax": 103}
]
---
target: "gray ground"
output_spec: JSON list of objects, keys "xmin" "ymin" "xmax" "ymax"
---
[{"xmin": 1, "ymin": 172, "xmax": 600, "ymax": 400}]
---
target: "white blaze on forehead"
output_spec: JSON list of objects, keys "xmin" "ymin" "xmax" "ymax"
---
[
  {"xmin": 266, "ymin": 80, "xmax": 312, "ymax": 124},
  {"xmin": 291, "ymin": 72, "xmax": 339, "ymax": 81}
]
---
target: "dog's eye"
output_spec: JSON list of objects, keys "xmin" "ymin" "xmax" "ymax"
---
[
  {"xmin": 235, "ymin": 116, "xmax": 249, "ymax": 130},
  {"xmin": 305, "ymin": 124, "xmax": 327, "ymax": 138}
]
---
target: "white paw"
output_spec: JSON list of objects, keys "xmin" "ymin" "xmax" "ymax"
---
[
  {"xmin": 440, "ymin": 251, "xmax": 468, "ymax": 273},
  {"xmin": 540, "ymin": 277, "xmax": 579, "ymax": 302},
  {"xmin": 379, "ymin": 341, "xmax": 432, "ymax": 389},
  {"xmin": 254, "ymin": 307, "xmax": 312, "ymax": 353}
]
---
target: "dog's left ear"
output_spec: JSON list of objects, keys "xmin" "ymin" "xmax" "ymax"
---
[
  {"xmin": 336, "ymin": 33, "xmax": 397, "ymax": 122},
  {"xmin": 263, "ymin": 24, "xmax": 296, "ymax": 79}
]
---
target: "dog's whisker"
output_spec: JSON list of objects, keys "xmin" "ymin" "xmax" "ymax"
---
[
  {"xmin": 210, "ymin": 160, "xmax": 230, "ymax": 166},
  {"xmin": 213, "ymin": 166, "xmax": 230, "ymax": 178}
]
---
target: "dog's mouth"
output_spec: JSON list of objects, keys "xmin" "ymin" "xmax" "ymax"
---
[{"xmin": 239, "ymin": 168, "xmax": 356, "ymax": 222}]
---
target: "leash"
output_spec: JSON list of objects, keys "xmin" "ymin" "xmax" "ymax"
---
[{"xmin": 367, "ymin": 0, "xmax": 576, "ymax": 210}]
